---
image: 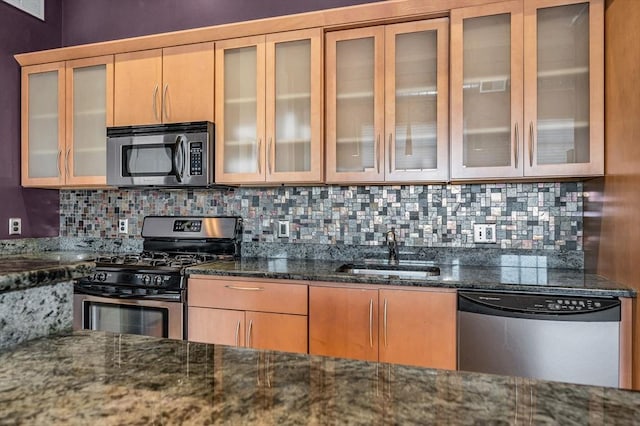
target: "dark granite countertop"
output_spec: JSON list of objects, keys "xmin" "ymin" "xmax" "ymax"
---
[
  {"xmin": 1, "ymin": 330, "xmax": 638, "ymax": 424},
  {"xmin": 187, "ymin": 258, "xmax": 636, "ymax": 298},
  {"xmin": 0, "ymin": 252, "xmax": 95, "ymax": 294}
]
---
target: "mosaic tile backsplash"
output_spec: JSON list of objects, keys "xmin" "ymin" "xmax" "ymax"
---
[{"xmin": 59, "ymin": 182, "xmax": 583, "ymax": 251}]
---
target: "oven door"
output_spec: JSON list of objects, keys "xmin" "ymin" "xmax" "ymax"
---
[
  {"xmin": 106, "ymin": 122, "xmax": 212, "ymax": 187},
  {"xmin": 73, "ymin": 293, "xmax": 184, "ymax": 340}
]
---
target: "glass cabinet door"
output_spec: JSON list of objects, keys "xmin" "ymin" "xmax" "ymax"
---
[
  {"xmin": 450, "ymin": 1, "xmax": 524, "ymax": 179},
  {"xmin": 385, "ymin": 19, "xmax": 449, "ymax": 182},
  {"xmin": 326, "ymin": 27, "xmax": 385, "ymax": 183},
  {"xmin": 22, "ymin": 62, "xmax": 65, "ymax": 186},
  {"xmin": 266, "ymin": 29, "xmax": 322, "ymax": 183},
  {"xmin": 66, "ymin": 55, "xmax": 113, "ymax": 186},
  {"xmin": 524, "ymin": 0, "xmax": 603, "ymax": 176},
  {"xmin": 215, "ymin": 36, "xmax": 266, "ymax": 184}
]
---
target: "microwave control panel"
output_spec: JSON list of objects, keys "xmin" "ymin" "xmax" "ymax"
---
[{"xmin": 189, "ymin": 142, "xmax": 203, "ymax": 175}]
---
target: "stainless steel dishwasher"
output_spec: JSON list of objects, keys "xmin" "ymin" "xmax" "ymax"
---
[{"xmin": 458, "ymin": 291, "xmax": 621, "ymax": 388}]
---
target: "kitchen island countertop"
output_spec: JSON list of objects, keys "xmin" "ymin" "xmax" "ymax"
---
[
  {"xmin": 187, "ymin": 257, "xmax": 635, "ymax": 298},
  {"xmin": 1, "ymin": 330, "xmax": 639, "ymax": 425},
  {"xmin": 0, "ymin": 252, "xmax": 95, "ymax": 294}
]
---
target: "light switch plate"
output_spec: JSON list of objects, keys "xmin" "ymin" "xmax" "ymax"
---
[{"xmin": 278, "ymin": 221, "xmax": 290, "ymax": 238}]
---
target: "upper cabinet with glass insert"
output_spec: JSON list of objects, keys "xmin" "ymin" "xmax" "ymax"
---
[
  {"xmin": 215, "ymin": 29, "xmax": 322, "ymax": 185},
  {"xmin": 21, "ymin": 56, "xmax": 114, "ymax": 187},
  {"xmin": 326, "ymin": 19, "xmax": 449, "ymax": 183},
  {"xmin": 450, "ymin": 0, "xmax": 603, "ymax": 180}
]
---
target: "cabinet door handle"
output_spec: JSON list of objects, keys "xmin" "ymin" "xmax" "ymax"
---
[
  {"xmin": 162, "ymin": 84, "xmax": 169, "ymax": 121},
  {"xmin": 514, "ymin": 122, "xmax": 519, "ymax": 169},
  {"xmin": 235, "ymin": 320, "xmax": 241, "ymax": 347},
  {"xmin": 376, "ymin": 134, "xmax": 381, "ymax": 174},
  {"xmin": 388, "ymin": 134, "xmax": 393, "ymax": 174},
  {"xmin": 383, "ymin": 298, "xmax": 388, "ymax": 348},
  {"xmin": 247, "ymin": 319, "xmax": 253, "ymax": 348},
  {"xmin": 152, "ymin": 84, "xmax": 159, "ymax": 121},
  {"xmin": 369, "ymin": 298, "xmax": 374, "ymax": 348},
  {"xmin": 257, "ymin": 138, "xmax": 262, "ymax": 174},
  {"xmin": 529, "ymin": 121, "xmax": 534, "ymax": 167},
  {"xmin": 65, "ymin": 148, "xmax": 71, "ymax": 179},
  {"xmin": 224, "ymin": 285, "xmax": 264, "ymax": 291},
  {"xmin": 56, "ymin": 150, "xmax": 62, "ymax": 177},
  {"xmin": 268, "ymin": 137, "xmax": 273, "ymax": 175}
]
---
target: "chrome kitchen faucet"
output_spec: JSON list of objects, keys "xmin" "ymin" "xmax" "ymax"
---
[{"xmin": 386, "ymin": 228, "xmax": 399, "ymax": 263}]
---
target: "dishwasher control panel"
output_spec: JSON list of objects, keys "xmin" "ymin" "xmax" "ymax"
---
[{"xmin": 459, "ymin": 291, "xmax": 621, "ymax": 320}]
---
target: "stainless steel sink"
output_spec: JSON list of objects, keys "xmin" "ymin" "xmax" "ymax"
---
[{"xmin": 336, "ymin": 262, "xmax": 440, "ymax": 279}]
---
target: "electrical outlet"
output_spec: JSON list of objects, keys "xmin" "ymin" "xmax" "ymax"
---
[
  {"xmin": 278, "ymin": 220, "xmax": 290, "ymax": 238},
  {"xmin": 118, "ymin": 219, "xmax": 129, "ymax": 234},
  {"xmin": 473, "ymin": 223, "xmax": 497, "ymax": 243},
  {"xmin": 8, "ymin": 218, "xmax": 21, "ymax": 235}
]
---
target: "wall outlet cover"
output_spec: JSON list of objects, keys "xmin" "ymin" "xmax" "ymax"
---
[
  {"xmin": 473, "ymin": 223, "xmax": 497, "ymax": 243},
  {"xmin": 8, "ymin": 218, "xmax": 21, "ymax": 235},
  {"xmin": 118, "ymin": 219, "xmax": 128, "ymax": 234}
]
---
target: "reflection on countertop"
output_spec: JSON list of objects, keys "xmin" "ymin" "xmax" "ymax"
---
[
  {"xmin": 1, "ymin": 331, "xmax": 639, "ymax": 424},
  {"xmin": 187, "ymin": 257, "xmax": 635, "ymax": 298}
]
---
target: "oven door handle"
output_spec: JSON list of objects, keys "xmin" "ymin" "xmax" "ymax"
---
[
  {"xmin": 173, "ymin": 135, "xmax": 187, "ymax": 183},
  {"xmin": 75, "ymin": 286, "xmax": 181, "ymax": 301}
]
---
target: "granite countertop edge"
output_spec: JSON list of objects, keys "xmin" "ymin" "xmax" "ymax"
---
[
  {"xmin": 0, "ymin": 253, "xmax": 96, "ymax": 294},
  {"xmin": 186, "ymin": 259, "xmax": 637, "ymax": 298}
]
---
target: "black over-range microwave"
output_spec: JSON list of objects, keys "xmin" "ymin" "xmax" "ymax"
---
[{"xmin": 106, "ymin": 121, "xmax": 214, "ymax": 187}]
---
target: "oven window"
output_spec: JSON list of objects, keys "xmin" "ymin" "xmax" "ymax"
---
[
  {"xmin": 85, "ymin": 301, "xmax": 169, "ymax": 338},
  {"xmin": 123, "ymin": 145, "xmax": 173, "ymax": 176}
]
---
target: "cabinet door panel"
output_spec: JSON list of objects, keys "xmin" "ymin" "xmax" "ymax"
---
[
  {"xmin": 114, "ymin": 49, "xmax": 162, "ymax": 126},
  {"xmin": 65, "ymin": 55, "xmax": 113, "ymax": 186},
  {"xmin": 215, "ymin": 36, "xmax": 266, "ymax": 183},
  {"xmin": 21, "ymin": 62, "xmax": 65, "ymax": 186},
  {"xmin": 524, "ymin": 0, "xmax": 603, "ymax": 176},
  {"xmin": 309, "ymin": 286, "xmax": 378, "ymax": 361},
  {"xmin": 385, "ymin": 19, "xmax": 449, "ymax": 182},
  {"xmin": 379, "ymin": 289, "xmax": 456, "ymax": 370},
  {"xmin": 451, "ymin": 1, "xmax": 524, "ymax": 179},
  {"xmin": 188, "ymin": 307, "xmax": 244, "ymax": 347},
  {"xmin": 326, "ymin": 27, "xmax": 385, "ymax": 183},
  {"xmin": 162, "ymin": 42, "xmax": 214, "ymax": 124},
  {"xmin": 266, "ymin": 28, "xmax": 323, "ymax": 183},
  {"xmin": 246, "ymin": 311, "xmax": 308, "ymax": 354}
]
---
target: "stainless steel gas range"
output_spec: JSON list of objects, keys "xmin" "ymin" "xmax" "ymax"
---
[{"xmin": 73, "ymin": 216, "xmax": 242, "ymax": 340}]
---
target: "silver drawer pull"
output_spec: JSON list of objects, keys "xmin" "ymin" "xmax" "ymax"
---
[{"xmin": 225, "ymin": 285, "xmax": 265, "ymax": 291}]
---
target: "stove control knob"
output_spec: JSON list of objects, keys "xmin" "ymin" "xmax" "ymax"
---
[
  {"xmin": 141, "ymin": 275, "xmax": 151, "ymax": 285},
  {"xmin": 96, "ymin": 272, "xmax": 108, "ymax": 282},
  {"xmin": 153, "ymin": 276, "xmax": 164, "ymax": 286}
]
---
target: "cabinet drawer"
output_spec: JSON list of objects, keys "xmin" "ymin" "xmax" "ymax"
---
[{"xmin": 188, "ymin": 277, "xmax": 308, "ymax": 315}]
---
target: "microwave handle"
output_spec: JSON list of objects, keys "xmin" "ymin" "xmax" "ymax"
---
[{"xmin": 173, "ymin": 135, "xmax": 187, "ymax": 182}]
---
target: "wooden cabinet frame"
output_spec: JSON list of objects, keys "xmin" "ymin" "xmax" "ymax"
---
[{"xmin": 451, "ymin": 0, "xmax": 603, "ymax": 180}]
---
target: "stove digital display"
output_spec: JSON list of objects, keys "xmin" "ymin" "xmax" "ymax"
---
[{"xmin": 173, "ymin": 219, "xmax": 202, "ymax": 232}]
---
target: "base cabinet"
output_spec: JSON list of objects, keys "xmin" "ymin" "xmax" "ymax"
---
[
  {"xmin": 187, "ymin": 276, "xmax": 308, "ymax": 354},
  {"xmin": 309, "ymin": 285, "xmax": 456, "ymax": 369}
]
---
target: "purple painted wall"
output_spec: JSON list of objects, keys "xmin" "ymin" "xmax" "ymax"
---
[
  {"xmin": 1, "ymin": 0, "xmax": 381, "ymax": 240},
  {"xmin": 0, "ymin": 0, "xmax": 62, "ymax": 238},
  {"xmin": 61, "ymin": 0, "xmax": 382, "ymax": 46}
]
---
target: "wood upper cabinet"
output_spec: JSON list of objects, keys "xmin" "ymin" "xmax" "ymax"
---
[
  {"xmin": 378, "ymin": 289, "xmax": 456, "ymax": 369},
  {"xmin": 309, "ymin": 284, "xmax": 457, "ymax": 369},
  {"xmin": 22, "ymin": 56, "xmax": 113, "ymax": 187},
  {"xmin": 450, "ymin": 0, "xmax": 603, "ymax": 180},
  {"xmin": 114, "ymin": 42, "xmax": 214, "ymax": 126},
  {"xmin": 215, "ymin": 29, "xmax": 323, "ymax": 185},
  {"xmin": 325, "ymin": 19, "xmax": 449, "ymax": 183},
  {"xmin": 187, "ymin": 276, "xmax": 308, "ymax": 354}
]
